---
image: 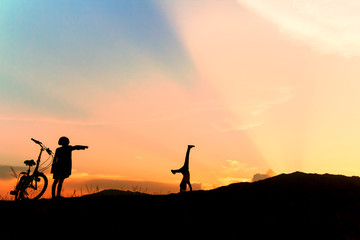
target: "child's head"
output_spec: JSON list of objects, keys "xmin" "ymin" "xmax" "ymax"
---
[{"xmin": 58, "ymin": 136, "xmax": 70, "ymax": 146}]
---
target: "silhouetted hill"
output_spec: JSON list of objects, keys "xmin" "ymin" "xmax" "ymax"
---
[
  {"xmin": 2, "ymin": 172, "xmax": 360, "ymax": 239},
  {"xmin": 214, "ymin": 171, "xmax": 360, "ymax": 192}
]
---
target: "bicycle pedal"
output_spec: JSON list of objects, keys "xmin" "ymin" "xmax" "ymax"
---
[{"xmin": 10, "ymin": 190, "xmax": 17, "ymax": 195}]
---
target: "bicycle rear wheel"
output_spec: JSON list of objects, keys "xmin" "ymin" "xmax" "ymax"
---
[
  {"xmin": 19, "ymin": 173, "xmax": 48, "ymax": 200},
  {"xmin": 13, "ymin": 175, "xmax": 28, "ymax": 201}
]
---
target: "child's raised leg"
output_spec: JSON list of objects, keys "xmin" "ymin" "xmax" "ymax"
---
[
  {"xmin": 183, "ymin": 145, "xmax": 195, "ymax": 170},
  {"xmin": 171, "ymin": 145, "xmax": 195, "ymax": 174}
]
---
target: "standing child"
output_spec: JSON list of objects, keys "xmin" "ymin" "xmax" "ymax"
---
[
  {"xmin": 51, "ymin": 136, "xmax": 88, "ymax": 198},
  {"xmin": 171, "ymin": 145, "xmax": 195, "ymax": 192}
]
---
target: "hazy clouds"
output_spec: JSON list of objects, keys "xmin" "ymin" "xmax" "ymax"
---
[
  {"xmin": 239, "ymin": 0, "xmax": 360, "ymax": 57},
  {"xmin": 0, "ymin": 165, "xmax": 26, "ymax": 180},
  {"xmin": 252, "ymin": 169, "xmax": 276, "ymax": 182}
]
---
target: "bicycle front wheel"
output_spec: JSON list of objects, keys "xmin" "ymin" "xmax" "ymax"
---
[{"xmin": 20, "ymin": 173, "xmax": 48, "ymax": 200}]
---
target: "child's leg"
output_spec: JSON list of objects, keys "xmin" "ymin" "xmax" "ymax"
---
[
  {"xmin": 182, "ymin": 145, "xmax": 195, "ymax": 170},
  {"xmin": 187, "ymin": 182, "xmax": 192, "ymax": 191},
  {"xmin": 172, "ymin": 145, "xmax": 195, "ymax": 175},
  {"xmin": 52, "ymin": 179, "xmax": 58, "ymax": 198},
  {"xmin": 171, "ymin": 169, "xmax": 181, "ymax": 174},
  {"xmin": 57, "ymin": 178, "xmax": 64, "ymax": 197}
]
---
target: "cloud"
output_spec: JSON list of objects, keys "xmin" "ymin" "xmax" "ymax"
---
[
  {"xmin": 216, "ymin": 118, "xmax": 265, "ymax": 132},
  {"xmin": 217, "ymin": 86, "xmax": 293, "ymax": 132},
  {"xmin": 250, "ymin": 86, "xmax": 294, "ymax": 116},
  {"xmin": 232, "ymin": 121, "xmax": 265, "ymax": 131},
  {"xmin": 252, "ymin": 169, "xmax": 276, "ymax": 182},
  {"xmin": 218, "ymin": 177, "xmax": 251, "ymax": 187},
  {"xmin": 217, "ymin": 160, "xmax": 252, "ymax": 186},
  {"xmin": 0, "ymin": 166, "xmax": 13, "ymax": 180},
  {"xmin": 239, "ymin": 0, "xmax": 360, "ymax": 57},
  {"xmin": 222, "ymin": 159, "xmax": 243, "ymax": 171},
  {"xmin": 0, "ymin": 165, "xmax": 26, "ymax": 180}
]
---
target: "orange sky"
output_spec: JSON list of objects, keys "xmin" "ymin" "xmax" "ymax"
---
[{"xmin": 2, "ymin": 0, "xmax": 360, "ymax": 197}]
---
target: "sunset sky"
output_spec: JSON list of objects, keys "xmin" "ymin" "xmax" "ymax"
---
[{"xmin": 2, "ymin": 0, "xmax": 360, "ymax": 196}]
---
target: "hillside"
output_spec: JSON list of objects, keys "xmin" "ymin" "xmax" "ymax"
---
[{"xmin": 2, "ymin": 172, "xmax": 360, "ymax": 239}]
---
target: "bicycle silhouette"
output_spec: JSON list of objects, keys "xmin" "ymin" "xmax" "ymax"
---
[{"xmin": 10, "ymin": 138, "xmax": 53, "ymax": 200}]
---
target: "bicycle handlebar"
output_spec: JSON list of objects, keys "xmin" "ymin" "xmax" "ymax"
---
[
  {"xmin": 31, "ymin": 138, "xmax": 53, "ymax": 155},
  {"xmin": 31, "ymin": 138, "xmax": 42, "ymax": 145}
]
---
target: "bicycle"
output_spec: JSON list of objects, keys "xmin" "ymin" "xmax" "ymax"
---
[{"xmin": 10, "ymin": 138, "xmax": 53, "ymax": 200}]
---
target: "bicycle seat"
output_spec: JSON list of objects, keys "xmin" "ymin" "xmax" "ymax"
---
[{"xmin": 24, "ymin": 160, "xmax": 36, "ymax": 167}]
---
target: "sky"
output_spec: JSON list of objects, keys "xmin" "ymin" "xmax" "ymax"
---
[{"xmin": 2, "ymin": 0, "xmax": 360, "ymax": 197}]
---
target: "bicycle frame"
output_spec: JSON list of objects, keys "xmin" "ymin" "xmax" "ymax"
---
[
  {"xmin": 30, "ymin": 139, "xmax": 52, "ymax": 187},
  {"xmin": 33, "ymin": 146, "xmax": 45, "ymax": 175}
]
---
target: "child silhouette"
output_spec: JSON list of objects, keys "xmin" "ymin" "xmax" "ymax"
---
[
  {"xmin": 171, "ymin": 145, "xmax": 195, "ymax": 192},
  {"xmin": 51, "ymin": 136, "xmax": 88, "ymax": 198}
]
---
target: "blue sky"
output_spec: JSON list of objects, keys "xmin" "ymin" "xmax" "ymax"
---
[{"xmin": 0, "ymin": 0, "xmax": 194, "ymax": 118}]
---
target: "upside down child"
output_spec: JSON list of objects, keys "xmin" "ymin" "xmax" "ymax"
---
[{"xmin": 171, "ymin": 145, "xmax": 195, "ymax": 192}]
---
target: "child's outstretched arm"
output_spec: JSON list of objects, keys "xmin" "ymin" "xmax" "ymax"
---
[{"xmin": 72, "ymin": 145, "xmax": 88, "ymax": 150}]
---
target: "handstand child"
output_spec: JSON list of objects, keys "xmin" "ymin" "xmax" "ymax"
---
[
  {"xmin": 51, "ymin": 136, "xmax": 88, "ymax": 198},
  {"xmin": 171, "ymin": 145, "xmax": 195, "ymax": 192}
]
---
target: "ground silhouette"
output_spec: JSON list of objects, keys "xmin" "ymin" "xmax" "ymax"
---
[{"xmin": 2, "ymin": 172, "xmax": 360, "ymax": 239}]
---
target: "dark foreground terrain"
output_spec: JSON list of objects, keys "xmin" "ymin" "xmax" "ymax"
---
[{"xmin": 2, "ymin": 172, "xmax": 360, "ymax": 239}]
